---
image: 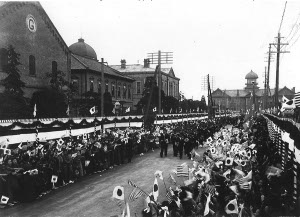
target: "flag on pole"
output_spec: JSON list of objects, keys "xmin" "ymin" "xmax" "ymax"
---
[
  {"xmin": 282, "ymin": 95, "xmax": 289, "ymax": 103},
  {"xmin": 153, "ymin": 177, "xmax": 159, "ymax": 201},
  {"xmin": 90, "ymin": 106, "xmax": 96, "ymax": 115},
  {"xmin": 176, "ymin": 164, "xmax": 189, "ymax": 177},
  {"xmin": 128, "ymin": 188, "xmax": 147, "ymax": 202},
  {"xmin": 66, "ymin": 105, "xmax": 70, "ymax": 116},
  {"xmin": 154, "ymin": 170, "xmax": 163, "ymax": 180},
  {"xmin": 166, "ymin": 190, "xmax": 173, "ymax": 203},
  {"xmin": 112, "ymin": 186, "xmax": 125, "ymax": 200},
  {"xmin": 225, "ymin": 198, "xmax": 238, "ymax": 214},
  {"xmin": 33, "ymin": 104, "xmax": 37, "ymax": 117},
  {"xmin": 125, "ymin": 107, "xmax": 130, "ymax": 113},
  {"xmin": 295, "ymin": 92, "xmax": 300, "ymax": 107}
]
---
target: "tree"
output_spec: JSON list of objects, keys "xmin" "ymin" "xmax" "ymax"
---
[
  {"xmin": 136, "ymin": 76, "xmax": 165, "ymax": 114},
  {"xmin": 163, "ymin": 96, "xmax": 179, "ymax": 113},
  {"xmin": 1, "ymin": 45, "xmax": 25, "ymax": 95},
  {"xmin": 103, "ymin": 92, "xmax": 114, "ymax": 116},
  {"xmin": 30, "ymin": 89, "xmax": 67, "ymax": 118},
  {"xmin": 31, "ymin": 69, "xmax": 70, "ymax": 118},
  {"xmin": 200, "ymin": 95, "xmax": 207, "ymax": 111},
  {"xmin": 0, "ymin": 45, "xmax": 30, "ymax": 119},
  {"xmin": 136, "ymin": 76, "xmax": 165, "ymax": 129}
]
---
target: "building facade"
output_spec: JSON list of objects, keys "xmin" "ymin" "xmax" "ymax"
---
[
  {"xmin": 0, "ymin": 2, "xmax": 71, "ymax": 98},
  {"xmin": 111, "ymin": 59, "xmax": 180, "ymax": 111},
  {"xmin": 212, "ymin": 70, "xmax": 295, "ymax": 112},
  {"xmin": 69, "ymin": 39, "xmax": 135, "ymax": 115}
]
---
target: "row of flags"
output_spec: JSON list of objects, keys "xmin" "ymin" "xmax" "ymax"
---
[{"xmin": 33, "ymin": 105, "xmax": 131, "ymax": 117}]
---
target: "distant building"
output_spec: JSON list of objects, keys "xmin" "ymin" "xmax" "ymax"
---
[
  {"xmin": 69, "ymin": 38, "xmax": 135, "ymax": 114},
  {"xmin": 0, "ymin": 1, "xmax": 71, "ymax": 98},
  {"xmin": 212, "ymin": 70, "xmax": 295, "ymax": 112},
  {"xmin": 111, "ymin": 59, "xmax": 180, "ymax": 111}
]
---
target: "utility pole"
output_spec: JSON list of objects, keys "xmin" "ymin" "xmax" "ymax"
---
[
  {"xmin": 263, "ymin": 66, "xmax": 267, "ymax": 110},
  {"xmin": 266, "ymin": 44, "xmax": 272, "ymax": 109},
  {"xmin": 207, "ymin": 74, "xmax": 214, "ymax": 119},
  {"xmin": 147, "ymin": 51, "xmax": 173, "ymax": 114},
  {"xmin": 270, "ymin": 1, "xmax": 289, "ymax": 111},
  {"xmin": 158, "ymin": 51, "xmax": 161, "ymax": 114},
  {"xmin": 101, "ymin": 58, "xmax": 105, "ymax": 117},
  {"xmin": 270, "ymin": 33, "xmax": 289, "ymax": 111}
]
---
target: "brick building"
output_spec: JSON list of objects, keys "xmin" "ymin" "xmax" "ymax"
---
[
  {"xmin": 111, "ymin": 59, "xmax": 180, "ymax": 111},
  {"xmin": 69, "ymin": 39, "xmax": 135, "ymax": 115},
  {"xmin": 212, "ymin": 70, "xmax": 295, "ymax": 112},
  {"xmin": 0, "ymin": 2, "xmax": 71, "ymax": 98}
]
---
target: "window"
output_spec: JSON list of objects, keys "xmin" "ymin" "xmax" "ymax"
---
[
  {"xmin": 118, "ymin": 85, "xmax": 121, "ymax": 98},
  {"xmin": 111, "ymin": 84, "xmax": 115, "ymax": 97},
  {"xmin": 52, "ymin": 61, "xmax": 57, "ymax": 75},
  {"xmin": 136, "ymin": 81, "xmax": 141, "ymax": 94},
  {"xmin": 0, "ymin": 48, "xmax": 8, "ymax": 71},
  {"xmin": 29, "ymin": 55, "xmax": 36, "ymax": 75},
  {"xmin": 123, "ymin": 84, "xmax": 127, "ymax": 99},
  {"xmin": 128, "ymin": 85, "xmax": 131, "ymax": 99},
  {"xmin": 90, "ymin": 79, "xmax": 94, "ymax": 92},
  {"xmin": 98, "ymin": 80, "xmax": 101, "ymax": 94}
]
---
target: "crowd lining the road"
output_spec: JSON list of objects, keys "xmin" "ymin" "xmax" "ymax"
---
[
  {"xmin": 0, "ymin": 114, "xmax": 298, "ymax": 217},
  {"xmin": 141, "ymin": 115, "xmax": 298, "ymax": 217}
]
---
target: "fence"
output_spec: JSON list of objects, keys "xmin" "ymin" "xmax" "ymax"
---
[{"xmin": 263, "ymin": 113, "xmax": 300, "ymax": 207}]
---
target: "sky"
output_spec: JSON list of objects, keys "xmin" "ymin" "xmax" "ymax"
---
[{"xmin": 39, "ymin": 0, "xmax": 300, "ymax": 100}]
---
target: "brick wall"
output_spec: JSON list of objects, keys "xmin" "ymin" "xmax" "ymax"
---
[{"xmin": 0, "ymin": 2, "xmax": 70, "ymax": 98}]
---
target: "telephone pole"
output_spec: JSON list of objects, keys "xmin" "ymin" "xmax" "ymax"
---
[
  {"xmin": 270, "ymin": 1, "xmax": 289, "ymax": 111},
  {"xmin": 147, "ymin": 51, "xmax": 173, "ymax": 114},
  {"xmin": 270, "ymin": 33, "xmax": 289, "ymax": 110},
  {"xmin": 101, "ymin": 58, "xmax": 106, "ymax": 117}
]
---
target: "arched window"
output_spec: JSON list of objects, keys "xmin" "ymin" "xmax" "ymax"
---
[
  {"xmin": 52, "ymin": 61, "xmax": 57, "ymax": 75},
  {"xmin": 29, "ymin": 55, "xmax": 36, "ymax": 75},
  {"xmin": 0, "ymin": 48, "xmax": 8, "ymax": 71}
]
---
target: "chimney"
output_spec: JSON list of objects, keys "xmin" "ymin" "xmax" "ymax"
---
[
  {"xmin": 292, "ymin": 87, "xmax": 295, "ymax": 93},
  {"xmin": 144, "ymin": 58, "xmax": 150, "ymax": 68},
  {"xmin": 121, "ymin": 59, "xmax": 126, "ymax": 69}
]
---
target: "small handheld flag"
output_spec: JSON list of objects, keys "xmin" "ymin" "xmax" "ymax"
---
[
  {"xmin": 90, "ymin": 106, "xmax": 96, "ymax": 115},
  {"xmin": 225, "ymin": 198, "xmax": 238, "ymax": 214},
  {"xmin": 51, "ymin": 175, "xmax": 58, "ymax": 183},
  {"xmin": 66, "ymin": 105, "xmax": 70, "ymax": 116},
  {"xmin": 153, "ymin": 107, "xmax": 157, "ymax": 112},
  {"xmin": 153, "ymin": 177, "xmax": 159, "ymax": 201},
  {"xmin": 125, "ymin": 107, "xmax": 130, "ymax": 113},
  {"xmin": 33, "ymin": 104, "xmax": 37, "ymax": 117},
  {"xmin": 1, "ymin": 195, "xmax": 9, "ymax": 204},
  {"xmin": 154, "ymin": 170, "xmax": 163, "ymax": 180},
  {"xmin": 112, "ymin": 186, "xmax": 124, "ymax": 200}
]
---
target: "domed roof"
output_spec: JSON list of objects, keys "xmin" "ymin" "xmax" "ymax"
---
[
  {"xmin": 69, "ymin": 38, "xmax": 97, "ymax": 60},
  {"xmin": 245, "ymin": 70, "xmax": 258, "ymax": 79}
]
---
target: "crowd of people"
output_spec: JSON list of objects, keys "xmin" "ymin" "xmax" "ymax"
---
[
  {"xmin": 1, "ymin": 114, "xmax": 298, "ymax": 217},
  {"xmin": 0, "ymin": 126, "xmax": 166, "ymax": 205},
  {"xmin": 141, "ymin": 115, "xmax": 299, "ymax": 217}
]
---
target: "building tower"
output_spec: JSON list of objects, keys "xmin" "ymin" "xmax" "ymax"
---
[{"xmin": 244, "ymin": 70, "xmax": 259, "ymax": 91}]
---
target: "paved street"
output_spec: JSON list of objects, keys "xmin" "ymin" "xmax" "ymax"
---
[{"xmin": 0, "ymin": 146, "xmax": 205, "ymax": 217}]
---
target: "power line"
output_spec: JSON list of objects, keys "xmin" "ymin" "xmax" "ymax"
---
[
  {"xmin": 278, "ymin": 1, "xmax": 288, "ymax": 33},
  {"xmin": 285, "ymin": 11, "xmax": 300, "ymax": 41}
]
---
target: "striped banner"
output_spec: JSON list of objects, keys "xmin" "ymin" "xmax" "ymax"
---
[{"xmin": 295, "ymin": 92, "xmax": 300, "ymax": 107}]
